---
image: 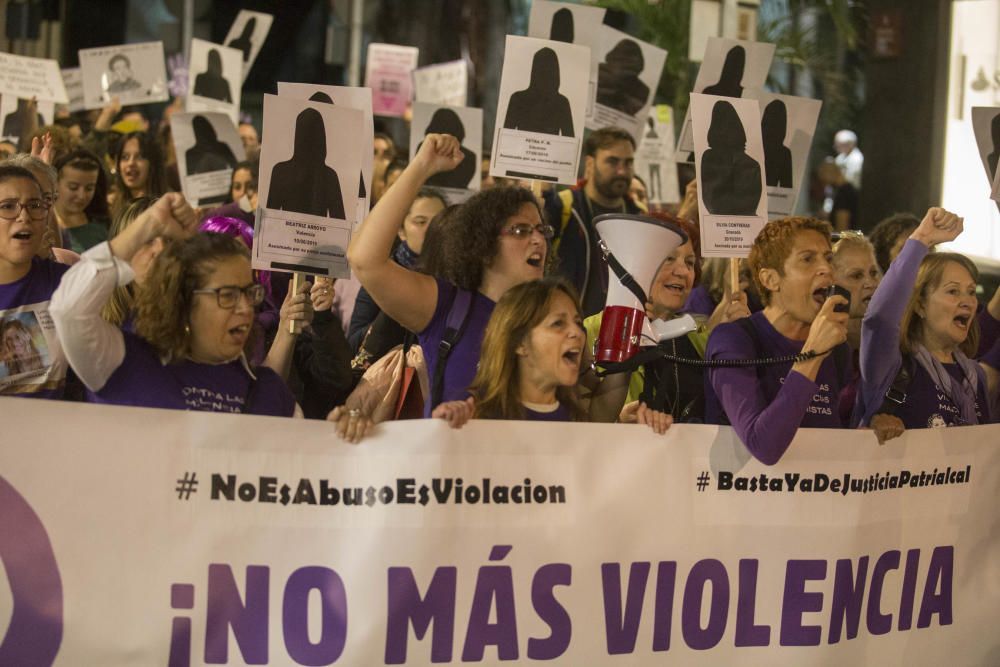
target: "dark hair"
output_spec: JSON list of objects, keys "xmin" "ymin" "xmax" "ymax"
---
[
  {"xmin": 112, "ymin": 131, "xmax": 167, "ymax": 221},
  {"xmin": 437, "ymin": 186, "xmax": 543, "ymax": 291},
  {"xmin": 869, "ymin": 213, "xmax": 921, "ymax": 274},
  {"xmin": 230, "ymin": 160, "xmax": 259, "ymax": 195},
  {"xmin": 54, "ymin": 148, "xmax": 110, "ymax": 220},
  {"xmin": 0, "ymin": 164, "xmax": 41, "ymax": 191},
  {"xmin": 383, "ymin": 158, "xmax": 408, "ymax": 185},
  {"xmin": 416, "ymin": 203, "xmax": 461, "ymax": 277},
  {"xmin": 584, "ymin": 126, "xmax": 636, "ymax": 157},
  {"xmin": 109, "ymin": 53, "xmax": 131, "ymax": 69}
]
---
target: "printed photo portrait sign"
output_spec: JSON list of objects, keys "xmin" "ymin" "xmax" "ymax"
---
[{"xmin": 78, "ymin": 41, "xmax": 169, "ymax": 110}]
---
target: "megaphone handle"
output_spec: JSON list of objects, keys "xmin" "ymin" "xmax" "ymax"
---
[{"xmin": 729, "ymin": 258, "xmax": 741, "ymax": 297}]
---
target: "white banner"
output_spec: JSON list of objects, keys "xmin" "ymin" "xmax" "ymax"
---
[{"xmin": 1, "ymin": 398, "xmax": 998, "ymax": 665}]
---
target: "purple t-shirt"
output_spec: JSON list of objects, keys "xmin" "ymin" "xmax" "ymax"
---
[
  {"xmin": 417, "ymin": 278, "xmax": 495, "ymax": 416},
  {"xmin": 523, "ymin": 404, "xmax": 572, "ymax": 421},
  {"xmin": 683, "ymin": 285, "xmax": 717, "ymax": 317},
  {"xmin": 891, "ymin": 360, "xmax": 987, "ymax": 428},
  {"xmin": 706, "ymin": 311, "xmax": 848, "ymax": 465},
  {"xmin": 0, "ymin": 258, "xmax": 69, "ymax": 400},
  {"xmin": 89, "ymin": 332, "xmax": 296, "ymax": 416}
]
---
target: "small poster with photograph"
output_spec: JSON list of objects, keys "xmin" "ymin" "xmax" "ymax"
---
[
  {"xmin": 586, "ymin": 25, "xmax": 668, "ymax": 145},
  {"xmin": 253, "ymin": 94, "xmax": 364, "ymax": 278},
  {"xmin": 277, "ymin": 82, "xmax": 374, "ymax": 224},
  {"xmin": 634, "ymin": 105, "xmax": 680, "ymax": 206},
  {"xmin": 747, "ymin": 90, "xmax": 821, "ymax": 215},
  {"xmin": 79, "ymin": 41, "xmax": 168, "ymax": 109},
  {"xmin": 677, "ymin": 37, "xmax": 775, "ymax": 157},
  {"xmin": 410, "ymin": 102, "xmax": 482, "ymax": 204},
  {"xmin": 0, "ymin": 305, "xmax": 66, "ymax": 396},
  {"xmin": 690, "ymin": 93, "xmax": 767, "ymax": 258},
  {"xmin": 0, "ymin": 52, "xmax": 68, "ymax": 103},
  {"xmin": 0, "ymin": 97, "xmax": 54, "ymax": 143},
  {"xmin": 365, "ymin": 43, "xmax": 419, "ymax": 117},
  {"xmin": 527, "ymin": 0, "xmax": 605, "ymax": 115},
  {"xmin": 223, "ymin": 10, "xmax": 274, "ymax": 82},
  {"xmin": 490, "ymin": 35, "xmax": 589, "ymax": 185},
  {"xmin": 186, "ymin": 39, "xmax": 242, "ymax": 125},
  {"xmin": 171, "ymin": 112, "xmax": 245, "ymax": 207},
  {"xmin": 413, "ymin": 60, "xmax": 468, "ymax": 108},
  {"xmin": 60, "ymin": 67, "xmax": 85, "ymax": 112}
]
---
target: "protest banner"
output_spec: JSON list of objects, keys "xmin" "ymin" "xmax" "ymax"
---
[
  {"xmin": 691, "ymin": 92, "xmax": 768, "ymax": 258},
  {"xmin": 78, "ymin": 41, "xmax": 169, "ymax": 110},
  {"xmin": 0, "ymin": 397, "xmax": 998, "ymax": 665},
  {"xmin": 365, "ymin": 44, "xmax": 420, "ymax": 117},
  {"xmin": 171, "ymin": 111, "xmax": 245, "ymax": 207},
  {"xmin": 0, "ymin": 52, "xmax": 68, "ymax": 104},
  {"xmin": 223, "ymin": 10, "xmax": 274, "ymax": 82},
  {"xmin": 253, "ymin": 94, "xmax": 363, "ymax": 279},
  {"xmin": 410, "ymin": 102, "xmax": 482, "ymax": 203},
  {"xmin": 634, "ymin": 104, "xmax": 681, "ymax": 206},
  {"xmin": 413, "ymin": 61, "xmax": 468, "ymax": 108},
  {"xmin": 186, "ymin": 39, "xmax": 243, "ymax": 126},
  {"xmin": 491, "ymin": 35, "xmax": 589, "ymax": 185}
]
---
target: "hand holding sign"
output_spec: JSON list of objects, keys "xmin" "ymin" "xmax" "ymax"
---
[{"xmin": 412, "ymin": 133, "xmax": 464, "ymax": 179}]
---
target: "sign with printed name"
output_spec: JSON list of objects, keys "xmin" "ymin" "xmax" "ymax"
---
[
  {"xmin": 186, "ymin": 39, "xmax": 242, "ymax": 126},
  {"xmin": 365, "ymin": 43, "xmax": 419, "ymax": 117},
  {"xmin": 1, "ymin": 397, "xmax": 999, "ymax": 664},
  {"xmin": 171, "ymin": 111, "xmax": 245, "ymax": 207},
  {"xmin": 413, "ymin": 60, "xmax": 468, "ymax": 107},
  {"xmin": 410, "ymin": 102, "xmax": 482, "ymax": 202},
  {"xmin": 0, "ymin": 52, "xmax": 68, "ymax": 103},
  {"xmin": 691, "ymin": 92, "xmax": 767, "ymax": 258},
  {"xmin": 253, "ymin": 94, "xmax": 363, "ymax": 278},
  {"xmin": 78, "ymin": 41, "xmax": 169, "ymax": 110},
  {"xmin": 223, "ymin": 10, "xmax": 274, "ymax": 82},
  {"xmin": 634, "ymin": 104, "xmax": 681, "ymax": 205},
  {"xmin": 491, "ymin": 35, "xmax": 589, "ymax": 185}
]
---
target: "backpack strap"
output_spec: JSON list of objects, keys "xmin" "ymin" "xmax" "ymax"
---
[
  {"xmin": 430, "ymin": 288, "xmax": 474, "ymax": 410},
  {"xmin": 875, "ymin": 354, "xmax": 913, "ymax": 417}
]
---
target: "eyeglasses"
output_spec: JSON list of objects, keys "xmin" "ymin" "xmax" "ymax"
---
[
  {"xmin": 500, "ymin": 223, "xmax": 554, "ymax": 240},
  {"xmin": 192, "ymin": 284, "xmax": 266, "ymax": 309},
  {"xmin": 0, "ymin": 198, "xmax": 49, "ymax": 221}
]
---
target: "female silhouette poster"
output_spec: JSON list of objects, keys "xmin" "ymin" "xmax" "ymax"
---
[
  {"xmin": 586, "ymin": 25, "xmax": 667, "ymax": 144},
  {"xmin": 491, "ymin": 35, "xmax": 589, "ymax": 185},
  {"xmin": 171, "ymin": 111, "xmax": 245, "ymax": 207},
  {"xmin": 186, "ymin": 39, "xmax": 242, "ymax": 125},
  {"xmin": 253, "ymin": 94, "xmax": 363, "ymax": 278},
  {"xmin": 690, "ymin": 93, "xmax": 767, "ymax": 258},
  {"xmin": 676, "ymin": 37, "xmax": 775, "ymax": 157},
  {"xmin": 970, "ymin": 107, "xmax": 1000, "ymax": 201},
  {"xmin": 79, "ymin": 41, "xmax": 168, "ymax": 109},
  {"xmin": 751, "ymin": 91, "xmax": 822, "ymax": 215},
  {"xmin": 223, "ymin": 10, "xmax": 274, "ymax": 81},
  {"xmin": 410, "ymin": 102, "xmax": 483, "ymax": 198},
  {"xmin": 527, "ymin": 1, "xmax": 606, "ymax": 115}
]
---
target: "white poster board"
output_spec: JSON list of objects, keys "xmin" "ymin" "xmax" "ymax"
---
[
  {"xmin": 491, "ymin": 35, "xmax": 589, "ymax": 185},
  {"xmin": 253, "ymin": 94, "xmax": 363, "ymax": 278},
  {"xmin": 277, "ymin": 82, "xmax": 374, "ymax": 224},
  {"xmin": 186, "ymin": 39, "xmax": 242, "ymax": 126},
  {"xmin": 365, "ymin": 43, "xmax": 419, "ymax": 118},
  {"xmin": 0, "ymin": 97, "xmax": 53, "ymax": 142},
  {"xmin": 223, "ymin": 10, "xmax": 274, "ymax": 82},
  {"xmin": 59, "ymin": 68, "xmax": 85, "ymax": 113},
  {"xmin": 171, "ymin": 111, "xmax": 245, "ymax": 207},
  {"xmin": 634, "ymin": 105, "xmax": 681, "ymax": 206},
  {"xmin": 413, "ymin": 60, "xmax": 468, "ymax": 108},
  {"xmin": 0, "ymin": 52, "xmax": 68, "ymax": 103},
  {"xmin": 527, "ymin": 0, "xmax": 606, "ymax": 115},
  {"xmin": 677, "ymin": 37, "xmax": 775, "ymax": 156},
  {"xmin": 689, "ymin": 0, "xmax": 722, "ymax": 62},
  {"xmin": 691, "ymin": 93, "xmax": 767, "ymax": 258},
  {"xmin": 587, "ymin": 26, "xmax": 668, "ymax": 145},
  {"xmin": 410, "ymin": 102, "xmax": 483, "ymax": 203},
  {"xmin": 748, "ymin": 91, "xmax": 822, "ymax": 216},
  {"xmin": 79, "ymin": 42, "xmax": 169, "ymax": 110},
  {"xmin": 970, "ymin": 106, "xmax": 1000, "ymax": 201}
]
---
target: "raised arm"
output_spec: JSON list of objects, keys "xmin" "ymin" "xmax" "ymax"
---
[{"xmin": 347, "ymin": 133, "xmax": 463, "ymax": 333}]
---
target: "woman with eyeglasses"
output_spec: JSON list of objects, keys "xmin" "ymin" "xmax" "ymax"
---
[
  {"xmin": 346, "ymin": 134, "xmax": 549, "ymax": 422},
  {"xmin": 50, "ymin": 192, "xmax": 298, "ymax": 416},
  {"xmin": 0, "ymin": 164, "xmax": 70, "ymax": 399}
]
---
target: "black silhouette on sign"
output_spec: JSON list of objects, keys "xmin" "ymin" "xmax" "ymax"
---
[
  {"xmin": 193, "ymin": 49, "xmax": 233, "ymax": 103},
  {"xmin": 700, "ymin": 100, "xmax": 762, "ymax": 216},
  {"xmin": 596, "ymin": 39, "xmax": 649, "ymax": 116},
  {"xmin": 267, "ymin": 108, "xmax": 346, "ymax": 219},
  {"xmin": 185, "ymin": 115, "xmax": 238, "ymax": 176},
  {"xmin": 549, "ymin": 8, "xmax": 574, "ymax": 43},
  {"xmin": 702, "ymin": 45, "xmax": 746, "ymax": 98},
  {"xmin": 761, "ymin": 99, "xmax": 793, "ymax": 188},
  {"xmin": 419, "ymin": 108, "xmax": 477, "ymax": 189},
  {"xmin": 503, "ymin": 47, "xmax": 575, "ymax": 137},
  {"xmin": 228, "ymin": 17, "xmax": 256, "ymax": 63}
]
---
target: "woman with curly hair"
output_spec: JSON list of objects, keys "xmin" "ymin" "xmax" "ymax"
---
[
  {"xmin": 50, "ymin": 193, "xmax": 298, "ymax": 415},
  {"xmin": 347, "ymin": 134, "xmax": 548, "ymax": 418}
]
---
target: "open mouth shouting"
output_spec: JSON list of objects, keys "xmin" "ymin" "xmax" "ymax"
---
[
  {"xmin": 227, "ymin": 323, "xmax": 251, "ymax": 345},
  {"xmin": 526, "ymin": 251, "xmax": 544, "ymax": 269},
  {"xmin": 953, "ymin": 313, "xmax": 972, "ymax": 332},
  {"xmin": 811, "ymin": 286, "xmax": 830, "ymax": 307}
]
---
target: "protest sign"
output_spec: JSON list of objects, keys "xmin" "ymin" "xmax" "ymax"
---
[
  {"xmin": 491, "ymin": 35, "xmax": 589, "ymax": 185},
  {"xmin": 365, "ymin": 43, "xmax": 419, "ymax": 117},
  {"xmin": 634, "ymin": 104, "xmax": 681, "ymax": 206},
  {"xmin": 223, "ymin": 10, "xmax": 274, "ymax": 82},
  {"xmin": 253, "ymin": 94, "xmax": 363, "ymax": 278},
  {"xmin": 0, "ymin": 97, "xmax": 53, "ymax": 142},
  {"xmin": 747, "ymin": 91, "xmax": 822, "ymax": 216},
  {"xmin": 691, "ymin": 92, "xmax": 767, "ymax": 258},
  {"xmin": 59, "ymin": 68, "xmax": 85, "ymax": 112},
  {"xmin": 79, "ymin": 42, "xmax": 169, "ymax": 110},
  {"xmin": 277, "ymin": 82, "xmax": 374, "ymax": 224},
  {"xmin": 410, "ymin": 102, "xmax": 482, "ymax": 203},
  {"xmin": 677, "ymin": 37, "xmax": 775, "ymax": 157},
  {"xmin": 171, "ymin": 112, "xmax": 245, "ymax": 207},
  {"xmin": 1, "ymin": 397, "xmax": 999, "ymax": 665},
  {"xmin": 527, "ymin": 0, "xmax": 605, "ymax": 114},
  {"xmin": 587, "ymin": 26, "xmax": 668, "ymax": 145},
  {"xmin": 689, "ymin": 0, "xmax": 722, "ymax": 63},
  {"xmin": 186, "ymin": 39, "xmax": 242, "ymax": 126},
  {"xmin": 0, "ymin": 52, "xmax": 68, "ymax": 103},
  {"xmin": 413, "ymin": 60, "xmax": 468, "ymax": 108},
  {"xmin": 969, "ymin": 106, "xmax": 1000, "ymax": 201}
]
